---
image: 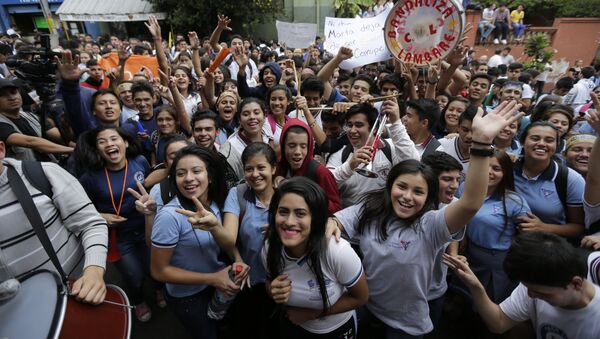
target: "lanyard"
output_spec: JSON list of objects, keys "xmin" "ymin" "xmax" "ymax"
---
[{"xmin": 104, "ymin": 160, "xmax": 128, "ymax": 217}]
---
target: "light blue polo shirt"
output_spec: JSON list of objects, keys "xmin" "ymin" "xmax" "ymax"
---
[
  {"xmin": 457, "ymin": 187, "xmax": 530, "ymax": 250},
  {"xmin": 514, "ymin": 160, "xmax": 584, "ymax": 225},
  {"xmin": 152, "ymin": 197, "xmax": 225, "ymax": 298},
  {"xmin": 223, "ymin": 186, "xmax": 268, "ymax": 285}
]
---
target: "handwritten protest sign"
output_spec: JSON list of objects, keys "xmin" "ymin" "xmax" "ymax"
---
[
  {"xmin": 384, "ymin": 0, "xmax": 465, "ymax": 65},
  {"xmin": 98, "ymin": 53, "xmax": 159, "ymax": 88},
  {"xmin": 323, "ymin": 8, "xmax": 392, "ymax": 70},
  {"xmin": 276, "ymin": 21, "xmax": 318, "ymax": 48}
]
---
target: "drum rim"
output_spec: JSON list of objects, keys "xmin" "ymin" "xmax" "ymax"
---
[
  {"xmin": 15, "ymin": 269, "xmax": 67, "ymax": 339},
  {"xmin": 383, "ymin": 0, "xmax": 466, "ymax": 65},
  {"xmin": 106, "ymin": 283, "xmax": 132, "ymax": 339}
]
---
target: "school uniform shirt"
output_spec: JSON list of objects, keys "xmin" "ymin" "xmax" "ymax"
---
[
  {"xmin": 152, "ymin": 197, "xmax": 225, "ymax": 298},
  {"xmin": 514, "ymin": 160, "xmax": 585, "ymax": 225},
  {"xmin": 335, "ymin": 204, "xmax": 465, "ymax": 335},
  {"xmin": 428, "ymin": 198, "xmax": 458, "ymax": 301},
  {"xmin": 79, "ymin": 155, "xmax": 150, "ymax": 254},
  {"xmin": 326, "ymin": 121, "xmax": 419, "ymax": 208},
  {"xmin": 500, "ymin": 283, "xmax": 600, "ymax": 339},
  {"xmin": 219, "ymin": 131, "xmax": 272, "ymax": 179},
  {"xmin": 438, "ymin": 136, "xmax": 470, "ymax": 179},
  {"xmin": 456, "ymin": 187, "xmax": 530, "ymax": 250},
  {"xmin": 120, "ymin": 106, "xmax": 138, "ymax": 125},
  {"xmin": 262, "ymin": 115, "xmax": 286, "ymax": 146},
  {"xmin": 223, "ymin": 186, "xmax": 268, "ymax": 284},
  {"xmin": 584, "ymin": 198, "xmax": 600, "ymax": 231},
  {"xmin": 287, "ymin": 108, "xmax": 324, "ymax": 129},
  {"xmin": 183, "ymin": 92, "xmax": 202, "ymax": 117},
  {"xmin": 261, "ymin": 237, "xmax": 363, "ymax": 334}
]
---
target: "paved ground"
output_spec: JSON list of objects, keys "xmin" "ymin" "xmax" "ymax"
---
[{"xmin": 105, "ymin": 264, "xmax": 191, "ymax": 339}]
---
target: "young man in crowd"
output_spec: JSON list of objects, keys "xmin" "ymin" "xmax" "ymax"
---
[
  {"xmin": 438, "ymin": 108, "xmax": 477, "ymax": 178},
  {"xmin": 467, "ymin": 73, "xmax": 492, "ymax": 108},
  {"xmin": 401, "ymin": 99, "xmax": 443, "ymax": 158},
  {"xmin": 446, "ymin": 232, "xmax": 600, "ymax": 338}
]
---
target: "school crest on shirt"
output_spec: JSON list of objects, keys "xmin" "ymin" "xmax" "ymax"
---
[
  {"xmin": 541, "ymin": 189, "xmax": 554, "ymax": 198},
  {"xmin": 539, "ymin": 323, "xmax": 568, "ymax": 339},
  {"xmin": 307, "ymin": 278, "xmax": 334, "ymax": 301},
  {"xmin": 493, "ymin": 203, "xmax": 503, "ymax": 214},
  {"xmin": 134, "ymin": 171, "xmax": 145, "ymax": 183}
]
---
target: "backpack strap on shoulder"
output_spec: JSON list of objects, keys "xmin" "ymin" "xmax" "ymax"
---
[
  {"xmin": 22, "ymin": 160, "xmax": 53, "ymax": 199},
  {"xmin": 554, "ymin": 162, "xmax": 569, "ymax": 212}
]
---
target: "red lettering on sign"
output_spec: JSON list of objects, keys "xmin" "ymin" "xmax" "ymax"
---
[
  {"xmin": 404, "ymin": 32, "xmax": 412, "ymax": 43},
  {"xmin": 443, "ymin": 7, "xmax": 454, "ymax": 18},
  {"xmin": 429, "ymin": 24, "xmax": 437, "ymax": 35},
  {"xmin": 439, "ymin": 41, "xmax": 449, "ymax": 51},
  {"xmin": 415, "ymin": 0, "xmax": 423, "ymax": 7},
  {"xmin": 425, "ymin": 52, "xmax": 432, "ymax": 62},
  {"xmin": 391, "ymin": 19, "xmax": 400, "ymax": 28},
  {"xmin": 432, "ymin": 47, "xmax": 441, "ymax": 58},
  {"xmin": 413, "ymin": 53, "xmax": 423, "ymax": 64},
  {"xmin": 395, "ymin": 8, "xmax": 407, "ymax": 19},
  {"xmin": 444, "ymin": 33, "xmax": 455, "ymax": 42},
  {"xmin": 404, "ymin": 52, "xmax": 412, "ymax": 63},
  {"xmin": 397, "ymin": 50, "xmax": 405, "ymax": 59},
  {"xmin": 388, "ymin": 31, "xmax": 397, "ymax": 39},
  {"xmin": 405, "ymin": 1, "xmax": 414, "ymax": 12},
  {"xmin": 435, "ymin": 0, "xmax": 447, "ymax": 13}
]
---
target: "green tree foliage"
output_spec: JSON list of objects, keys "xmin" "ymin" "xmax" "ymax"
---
[
  {"xmin": 334, "ymin": 0, "xmax": 375, "ymax": 18},
  {"xmin": 523, "ymin": 32, "xmax": 555, "ymax": 71},
  {"xmin": 147, "ymin": 0, "xmax": 283, "ymax": 37}
]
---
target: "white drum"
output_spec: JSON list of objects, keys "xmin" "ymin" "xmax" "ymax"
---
[{"xmin": 384, "ymin": 0, "xmax": 466, "ymax": 65}]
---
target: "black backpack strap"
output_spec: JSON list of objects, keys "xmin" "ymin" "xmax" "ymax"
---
[
  {"xmin": 381, "ymin": 139, "xmax": 393, "ymax": 164},
  {"xmin": 6, "ymin": 164, "xmax": 68, "ymax": 283},
  {"xmin": 554, "ymin": 162, "xmax": 569, "ymax": 212},
  {"xmin": 304, "ymin": 160, "xmax": 320, "ymax": 182},
  {"xmin": 159, "ymin": 178, "xmax": 173, "ymax": 206},
  {"xmin": 341, "ymin": 145, "xmax": 353, "ymax": 163},
  {"xmin": 421, "ymin": 138, "xmax": 441, "ymax": 159},
  {"xmin": 237, "ymin": 182, "xmax": 248, "ymax": 223},
  {"xmin": 21, "ymin": 160, "xmax": 53, "ymax": 199}
]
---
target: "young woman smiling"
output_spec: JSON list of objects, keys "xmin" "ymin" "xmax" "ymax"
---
[
  {"xmin": 150, "ymin": 145, "xmax": 246, "ymax": 339},
  {"xmin": 332, "ymin": 101, "xmax": 523, "ymax": 338},
  {"xmin": 264, "ymin": 177, "xmax": 368, "ymax": 338},
  {"xmin": 219, "ymin": 97, "xmax": 273, "ymax": 178},
  {"xmin": 514, "ymin": 121, "xmax": 586, "ymax": 243},
  {"xmin": 264, "ymin": 85, "xmax": 291, "ymax": 145},
  {"xmin": 77, "ymin": 126, "xmax": 154, "ymax": 322}
]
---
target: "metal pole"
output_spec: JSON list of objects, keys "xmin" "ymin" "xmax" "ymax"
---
[{"xmin": 39, "ymin": 0, "xmax": 59, "ymax": 48}]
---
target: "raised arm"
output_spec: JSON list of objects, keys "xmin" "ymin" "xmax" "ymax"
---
[
  {"xmin": 162, "ymin": 69, "xmax": 191, "ymax": 134},
  {"xmin": 145, "ymin": 15, "xmax": 169, "ymax": 85},
  {"xmin": 585, "ymin": 96, "xmax": 600, "ymax": 205},
  {"xmin": 438, "ymin": 45, "xmax": 468, "ymax": 95},
  {"xmin": 444, "ymin": 101, "xmax": 523, "ymax": 233},
  {"xmin": 188, "ymin": 31, "xmax": 203, "ymax": 78},
  {"xmin": 317, "ymin": 46, "xmax": 353, "ymax": 101},
  {"xmin": 444, "ymin": 255, "xmax": 519, "ymax": 333},
  {"xmin": 208, "ymin": 15, "xmax": 232, "ymax": 53}
]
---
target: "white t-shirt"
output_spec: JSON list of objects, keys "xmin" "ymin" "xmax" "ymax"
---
[
  {"xmin": 500, "ymin": 283, "xmax": 600, "ymax": 339},
  {"xmin": 482, "ymin": 8, "xmax": 495, "ymax": 21},
  {"xmin": 488, "ymin": 55, "xmax": 503, "ymax": 68},
  {"xmin": 522, "ymin": 84, "xmax": 535, "ymax": 100},
  {"xmin": 262, "ymin": 238, "xmax": 363, "ymax": 334}
]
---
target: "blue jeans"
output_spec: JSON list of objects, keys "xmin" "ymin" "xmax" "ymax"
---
[
  {"xmin": 113, "ymin": 237, "xmax": 150, "ymax": 304},
  {"xmin": 512, "ymin": 23, "xmax": 525, "ymax": 38},
  {"xmin": 478, "ymin": 21, "xmax": 495, "ymax": 40},
  {"xmin": 165, "ymin": 287, "xmax": 218, "ymax": 339}
]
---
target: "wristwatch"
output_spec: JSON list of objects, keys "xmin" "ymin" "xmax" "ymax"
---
[{"xmin": 469, "ymin": 144, "xmax": 495, "ymax": 157}]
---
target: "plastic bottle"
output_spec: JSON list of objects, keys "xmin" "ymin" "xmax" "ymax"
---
[{"xmin": 207, "ymin": 264, "xmax": 242, "ymax": 320}]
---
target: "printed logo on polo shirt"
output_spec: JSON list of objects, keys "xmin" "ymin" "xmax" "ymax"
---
[
  {"xmin": 541, "ymin": 189, "xmax": 554, "ymax": 198},
  {"xmin": 539, "ymin": 323, "xmax": 567, "ymax": 339},
  {"xmin": 307, "ymin": 278, "xmax": 334, "ymax": 301},
  {"xmin": 398, "ymin": 240, "xmax": 412, "ymax": 250},
  {"xmin": 389, "ymin": 239, "xmax": 413, "ymax": 250},
  {"xmin": 493, "ymin": 203, "xmax": 502, "ymax": 214},
  {"xmin": 134, "ymin": 171, "xmax": 145, "ymax": 183}
]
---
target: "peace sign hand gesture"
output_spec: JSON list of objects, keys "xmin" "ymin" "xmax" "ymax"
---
[
  {"xmin": 127, "ymin": 181, "xmax": 157, "ymax": 215},
  {"xmin": 176, "ymin": 196, "xmax": 220, "ymax": 231}
]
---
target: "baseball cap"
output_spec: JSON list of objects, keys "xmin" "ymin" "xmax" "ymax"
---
[{"xmin": 0, "ymin": 78, "xmax": 18, "ymax": 90}]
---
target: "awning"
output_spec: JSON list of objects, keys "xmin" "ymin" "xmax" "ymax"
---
[{"xmin": 56, "ymin": 0, "xmax": 167, "ymax": 22}]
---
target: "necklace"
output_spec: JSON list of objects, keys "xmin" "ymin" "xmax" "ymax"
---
[{"xmin": 104, "ymin": 160, "xmax": 128, "ymax": 217}]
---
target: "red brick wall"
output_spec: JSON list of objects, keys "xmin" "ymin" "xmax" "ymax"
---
[{"xmin": 464, "ymin": 10, "xmax": 600, "ymax": 66}]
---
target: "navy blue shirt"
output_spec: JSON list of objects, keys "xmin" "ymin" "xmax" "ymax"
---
[{"xmin": 79, "ymin": 155, "xmax": 150, "ymax": 253}]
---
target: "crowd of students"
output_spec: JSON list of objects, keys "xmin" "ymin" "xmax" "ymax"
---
[{"xmin": 1, "ymin": 12, "xmax": 600, "ymax": 339}]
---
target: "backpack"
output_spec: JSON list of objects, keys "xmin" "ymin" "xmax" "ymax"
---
[
  {"xmin": 554, "ymin": 162, "xmax": 568, "ymax": 213},
  {"xmin": 340, "ymin": 139, "xmax": 393, "ymax": 164}
]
